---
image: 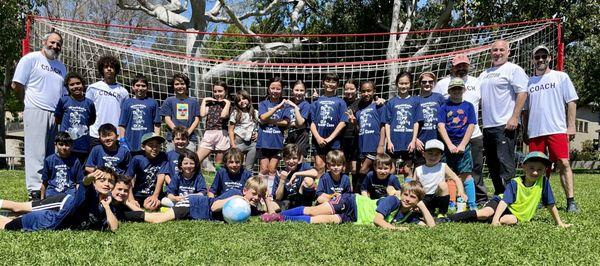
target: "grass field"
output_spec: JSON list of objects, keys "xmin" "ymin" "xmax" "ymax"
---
[{"xmin": 1, "ymin": 170, "xmax": 599, "ymax": 265}]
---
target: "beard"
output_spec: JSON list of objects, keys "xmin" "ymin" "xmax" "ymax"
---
[
  {"xmin": 43, "ymin": 46, "xmax": 60, "ymax": 60},
  {"xmin": 535, "ymin": 62, "xmax": 548, "ymax": 72},
  {"xmin": 455, "ymin": 69, "xmax": 468, "ymax": 77}
]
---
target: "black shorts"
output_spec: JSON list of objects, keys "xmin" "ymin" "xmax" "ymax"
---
[
  {"xmin": 342, "ymin": 137, "xmax": 359, "ymax": 162},
  {"xmin": 388, "ymin": 151, "xmax": 414, "ymax": 163},
  {"xmin": 256, "ymin": 148, "xmax": 282, "ymax": 160},
  {"xmin": 4, "ymin": 217, "xmax": 23, "ymax": 231},
  {"xmin": 328, "ymin": 193, "xmax": 357, "ymax": 223},
  {"xmin": 172, "ymin": 206, "xmax": 192, "ymax": 220},
  {"xmin": 484, "ymin": 196, "xmax": 513, "ymax": 217},
  {"xmin": 31, "ymin": 194, "xmax": 68, "ymax": 212},
  {"xmin": 286, "ymin": 130, "xmax": 310, "ymax": 157}
]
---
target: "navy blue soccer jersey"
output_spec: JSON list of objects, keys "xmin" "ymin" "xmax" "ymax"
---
[
  {"xmin": 54, "ymin": 96, "xmax": 96, "ymax": 153},
  {"xmin": 119, "ymin": 97, "xmax": 161, "ymax": 151},
  {"xmin": 257, "ymin": 99, "xmax": 290, "ymax": 149},
  {"xmin": 166, "ymin": 171, "xmax": 207, "ymax": 196},
  {"xmin": 85, "ymin": 145, "xmax": 131, "ymax": 174},
  {"xmin": 125, "ymin": 152, "xmax": 169, "ymax": 198},
  {"xmin": 382, "ymin": 95, "xmax": 423, "ymax": 151},
  {"xmin": 288, "ymin": 100, "xmax": 311, "ymax": 133},
  {"xmin": 271, "ymin": 163, "xmax": 313, "ymax": 199},
  {"xmin": 310, "ymin": 96, "xmax": 349, "ymax": 149},
  {"xmin": 316, "ymin": 172, "xmax": 352, "ymax": 196},
  {"xmin": 375, "ymin": 195, "xmax": 421, "ymax": 224},
  {"xmin": 360, "ymin": 172, "xmax": 401, "ymax": 199},
  {"xmin": 437, "ymin": 100, "xmax": 476, "ymax": 145},
  {"xmin": 417, "ymin": 92, "xmax": 445, "ymax": 143},
  {"xmin": 209, "ymin": 168, "xmax": 252, "ymax": 197},
  {"xmin": 356, "ymin": 101, "xmax": 384, "ymax": 154},
  {"xmin": 42, "ymin": 153, "xmax": 84, "ymax": 198},
  {"xmin": 160, "ymin": 96, "xmax": 200, "ymax": 141}
]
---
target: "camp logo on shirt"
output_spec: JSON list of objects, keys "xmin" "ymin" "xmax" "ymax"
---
[
  {"xmin": 141, "ymin": 165, "xmax": 162, "ymax": 194},
  {"xmin": 358, "ymin": 108, "xmax": 375, "ymax": 135},
  {"xmin": 67, "ymin": 106, "xmax": 88, "ymax": 140},
  {"xmin": 176, "ymin": 103, "xmax": 189, "ymax": 120},
  {"xmin": 131, "ymin": 104, "xmax": 147, "ymax": 131},
  {"xmin": 393, "ymin": 104, "xmax": 413, "ymax": 133},
  {"xmin": 102, "ymin": 156, "xmax": 120, "ymax": 171},
  {"xmin": 317, "ymin": 101, "xmax": 336, "ymax": 128},
  {"xmin": 54, "ymin": 165, "xmax": 69, "ymax": 192}
]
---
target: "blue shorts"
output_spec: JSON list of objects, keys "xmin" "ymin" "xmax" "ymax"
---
[
  {"xmin": 328, "ymin": 193, "xmax": 357, "ymax": 223},
  {"xmin": 187, "ymin": 194, "xmax": 212, "ymax": 221},
  {"xmin": 444, "ymin": 144, "xmax": 473, "ymax": 174},
  {"xmin": 21, "ymin": 194, "xmax": 75, "ymax": 231}
]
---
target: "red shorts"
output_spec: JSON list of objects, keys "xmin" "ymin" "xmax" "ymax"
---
[{"xmin": 528, "ymin": 134, "xmax": 569, "ymax": 161}]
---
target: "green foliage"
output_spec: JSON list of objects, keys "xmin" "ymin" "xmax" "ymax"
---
[
  {"xmin": 1, "ymin": 170, "xmax": 600, "ymax": 264},
  {"xmin": 570, "ymin": 140, "xmax": 600, "ymax": 161}
]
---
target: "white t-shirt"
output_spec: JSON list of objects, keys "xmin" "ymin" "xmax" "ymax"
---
[
  {"xmin": 86, "ymin": 80, "xmax": 129, "ymax": 138},
  {"xmin": 415, "ymin": 162, "xmax": 446, "ymax": 195},
  {"xmin": 434, "ymin": 75, "xmax": 482, "ymax": 138},
  {"xmin": 527, "ymin": 70, "xmax": 578, "ymax": 138},
  {"xmin": 12, "ymin": 51, "xmax": 67, "ymax": 111},
  {"xmin": 478, "ymin": 62, "xmax": 529, "ymax": 128}
]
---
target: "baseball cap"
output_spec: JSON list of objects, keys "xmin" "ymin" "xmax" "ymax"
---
[
  {"xmin": 141, "ymin": 133, "xmax": 166, "ymax": 146},
  {"xmin": 448, "ymin": 77, "xmax": 465, "ymax": 90},
  {"xmin": 532, "ymin": 45, "xmax": 550, "ymax": 55},
  {"xmin": 452, "ymin": 54, "xmax": 471, "ymax": 66},
  {"xmin": 425, "ymin": 139, "xmax": 444, "ymax": 152},
  {"xmin": 522, "ymin": 151, "xmax": 552, "ymax": 166}
]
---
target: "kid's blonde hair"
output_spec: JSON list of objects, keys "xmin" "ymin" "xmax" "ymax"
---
[
  {"xmin": 402, "ymin": 180, "xmax": 425, "ymax": 201},
  {"xmin": 244, "ymin": 176, "xmax": 268, "ymax": 198},
  {"xmin": 375, "ymin": 153, "xmax": 393, "ymax": 167},
  {"xmin": 326, "ymin": 150, "xmax": 346, "ymax": 165}
]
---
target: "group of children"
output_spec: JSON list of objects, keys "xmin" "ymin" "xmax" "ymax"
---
[{"xmin": 0, "ymin": 57, "xmax": 572, "ymax": 231}]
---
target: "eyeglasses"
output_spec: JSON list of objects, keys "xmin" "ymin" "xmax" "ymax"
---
[
  {"xmin": 421, "ymin": 80, "xmax": 435, "ymax": 85},
  {"xmin": 534, "ymin": 55, "xmax": 548, "ymax": 60}
]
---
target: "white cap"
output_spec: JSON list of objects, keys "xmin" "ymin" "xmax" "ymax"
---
[{"xmin": 425, "ymin": 139, "xmax": 444, "ymax": 151}]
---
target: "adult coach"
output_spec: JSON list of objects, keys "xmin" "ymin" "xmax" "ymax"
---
[
  {"xmin": 524, "ymin": 45, "xmax": 578, "ymax": 212},
  {"xmin": 478, "ymin": 40, "xmax": 528, "ymax": 195},
  {"xmin": 434, "ymin": 54, "xmax": 487, "ymax": 205},
  {"xmin": 11, "ymin": 31, "xmax": 67, "ymax": 200}
]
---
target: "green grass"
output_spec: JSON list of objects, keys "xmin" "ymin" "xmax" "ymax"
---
[{"xmin": 1, "ymin": 170, "xmax": 599, "ymax": 264}]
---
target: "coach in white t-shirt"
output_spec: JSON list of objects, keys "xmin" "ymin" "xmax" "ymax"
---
[
  {"xmin": 85, "ymin": 55, "xmax": 129, "ymax": 145},
  {"xmin": 11, "ymin": 31, "xmax": 67, "ymax": 200},
  {"xmin": 523, "ymin": 45, "xmax": 579, "ymax": 212},
  {"xmin": 434, "ymin": 54, "xmax": 487, "ymax": 204},
  {"xmin": 478, "ymin": 40, "xmax": 529, "ymax": 195}
]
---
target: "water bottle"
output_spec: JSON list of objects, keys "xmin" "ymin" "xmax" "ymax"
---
[{"xmin": 456, "ymin": 197, "xmax": 466, "ymax": 213}]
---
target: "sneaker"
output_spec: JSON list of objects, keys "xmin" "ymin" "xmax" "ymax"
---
[
  {"xmin": 448, "ymin": 201, "xmax": 456, "ymax": 211},
  {"xmin": 28, "ymin": 190, "xmax": 41, "ymax": 201},
  {"xmin": 566, "ymin": 201, "xmax": 579, "ymax": 213},
  {"xmin": 260, "ymin": 213, "xmax": 284, "ymax": 222}
]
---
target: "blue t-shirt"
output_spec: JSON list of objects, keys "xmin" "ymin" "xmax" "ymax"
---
[
  {"xmin": 42, "ymin": 153, "xmax": 84, "ymax": 198},
  {"xmin": 418, "ymin": 93, "xmax": 445, "ymax": 143},
  {"xmin": 316, "ymin": 172, "xmax": 352, "ymax": 196},
  {"xmin": 310, "ymin": 95, "xmax": 349, "ymax": 149},
  {"xmin": 166, "ymin": 171, "xmax": 207, "ymax": 196},
  {"xmin": 360, "ymin": 172, "xmax": 401, "ymax": 199},
  {"xmin": 271, "ymin": 163, "xmax": 313, "ymax": 198},
  {"xmin": 119, "ymin": 97, "xmax": 161, "ymax": 151},
  {"xmin": 375, "ymin": 195, "xmax": 421, "ymax": 224},
  {"xmin": 437, "ymin": 100, "xmax": 476, "ymax": 145},
  {"xmin": 125, "ymin": 152, "xmax": 169, "ymax": 198},
  {"xmin": 288, "ymin": 100, "xmax": 311, "ymax": 133},
  {"xmin": 502, "ymin": 176, "xmax": 555, "ymax": 206},
  {"xmin": 382, "ymin": 96, "xmax": 423, "ymax": 151},
  {"xmin": 356, "ymin": 101, "xmax": 384, "ymax": 154},
  {"xmin": 85, "ymin": 145, "xmax": 131, "ymax": 174},
  {"xmin": 54, "ymin": 96, "xmax": 96, "ymax": 153},
  {"xmin": 257, "ymin": 99, "xmax": 289, "ymax": 149},
  {"xmin": 165, "ymin": 150, "xmax": 182, "ymax": 176},
  {"xmin": 209, "ymin": 168, "xmax": 252, "ymax": 196},
  {"xmin": 160, "ymin": 96, "xmax": 200, "ymax": 141}
]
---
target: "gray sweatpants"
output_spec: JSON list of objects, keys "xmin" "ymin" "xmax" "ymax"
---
[{"xmin": 24, "ymin": 108, "xmax": 57, "ymax": 191}]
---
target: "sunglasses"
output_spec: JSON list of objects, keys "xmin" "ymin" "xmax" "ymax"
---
[
  {"xmin": 534, "ymin": 55, "xmax": 548, "ymax": 60},
  {"xmin": 421, "ymin": 80, "xmax": 435, "ymax": 85}
]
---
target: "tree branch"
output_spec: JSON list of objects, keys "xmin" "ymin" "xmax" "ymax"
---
[
  {"xmin": 117, "ymin": 0, "xmax": 190, "ymax": 30},
  {"xmin": 412, "ymin": 0, "xmax": 455, "ymax": 57}
]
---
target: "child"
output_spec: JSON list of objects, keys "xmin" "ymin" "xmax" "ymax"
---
[
  {"xmin": 270, "ymin": 144, "xmax": 319, "ymax": 211},
  {"xmin": 310, "ymin": 74, "xmax": 348, "ymax": 177},
  {"xmin": 165, "ymin": 126, "xmax": 190, "ymax": 179},
  {"xmin": 228, "ymin": 89, "xmax": 259, "ymax": 172},
  {"xmin": 160, "ymin": 73, "xmax": 200, "ymax": 152},
  {"xmin": 348, "ymin": 81, "xmax": 386, "ymax": 191},
  {"xmin": 257, "ymin": 77, "xmax": 290, "ymax": 192},
  {"xmin": 86, "ymin": 55, "xmax": 129, "ymax": 146},
  {"xmin": 285, "ymin": 80, "xmax": 311, "ymax": 158},
  {"xmin": 85, "ymin": 123, "xmax": 131, "ymax": 174},
  {"xmin": 209, "ymin": 148, "xmax": 252, "ymax": 198},
  {"xmin": 54, "ymin": 72, "xmax": 96, "ymax": 163},
  {"xmin": 437, "ymin": 78, "xmax": 477, "ymax": 209},
  {"xmin": 342, "ymin": 79, "xmax": 360, "ymax": 178},
  {"xmin": 261, "ymin": 180, "xmax": 435, "ymax": 229},
  {"xmin": 163, "ymin": 150, "xmax": 207, "ymax": 207},
  {"xmin": 360, "ymin": 154, "xmax": 402, "ymax": 199},
  {"xmin": 132, "ymin": 177, "xmax": 267, "ymax": 224},
  {"xmin": 198, "ymin": 80, "xmax": 231, "ymax": 169},
  {"xmin": 414, "ymin": 139, "xmax": 467, "ymax": 216},
  {"xmin": 41, "ymin": 132, "xmax": 84, "ymax": 199},
  {"xmin": 0, "ymin": 167, "xmax": 119, "ymax": 232},
  {"xmin": 118, "ymin": 75, "xmax": 161, "ymax": 153},
  {"xmin": 415, "ymin": 72, "xmax": 445, "ymax": 165},
  {"xmin": 381, "ymin": 71, "xmax": 422, "ymax": 179},
  {"xmin": 445, "ymin": 152, "xmax": 572, "ymax": 228},
  {"xmin": 125, "ymin": 133, "xmax": 169, "ymax": 211},
  {"xmin": 315, "ymin": 150, "xmax": 352, "ymax": 204}
]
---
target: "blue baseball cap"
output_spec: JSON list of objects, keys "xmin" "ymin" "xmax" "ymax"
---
[{"xmin": 522, "ymin": 151, "xmax": 552, "ymax": 166}]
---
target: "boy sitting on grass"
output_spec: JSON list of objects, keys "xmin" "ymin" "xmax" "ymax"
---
[
  {"xmin": 130, "ymin": 176, "xmax": 267, "ymax": 223},
  {"xmin": 270, "ymin": 144, "xmax": 319, "ymax": 211},
  {"xmin": 316, "ymin": 150, "xmax": 352, "ymax": 204},
  {"xmin": 261, "ymin": 180, "xmax": 435, "ymax": 229},
  {"xmin": 0, "ymin": 167, "xmax": 119, "ymax": 232},
  {"xmin": 85, "ymin": 123, "xmax": 131, "ymax": 174},
  {"xmin": 164, "ymin": 126, "xmax": 190, "ymax": 182},
  {"xmin": 208, "ymin": 148, "xmax": 252, "ymax": 198},
  {"xmin": 444, "ymin": 151, "xmax": 572, "ymax": 228},
  {"xmin": 41, "ymin": 132, "xmax": 84, "ymax": 199},
  {"xmin": 360, "ymin": 153, "xmax": 402, "ymax": 199}
]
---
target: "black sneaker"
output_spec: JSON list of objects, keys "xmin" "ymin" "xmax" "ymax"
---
[
  {"xmin": 566, "ymin": 201, "xmax": 579, "ymax": 213},
  {"xmin": 28, "ymin": 190, "xmax": 41, "ymax": 201}
]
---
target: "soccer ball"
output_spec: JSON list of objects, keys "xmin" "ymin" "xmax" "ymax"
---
[{"xmin": 222, "ymin": 197, "xmax": 251, "ymax": 223}]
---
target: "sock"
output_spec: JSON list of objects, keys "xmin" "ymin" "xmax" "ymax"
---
[
  {"xmin": 281, "ymin": 206, "xmax": 305, "ymax": 216},
  {"xmin": 567, "ymin": 197, "xmax": 575, "ymax": 205},
  {"xmin": 438, "ymin": 195, "xmax": 450, "ymax": 215},
  {"xmin": 214, "ymin": 163, "xmax": 223, "ymax": 171},
  {"xmin": 448, "ymin": 210, "xmax": 478, "ymax": 223},
  {"xmin": 464, "ymin": 177, "xmax": 476, "ymax": 207},
  {"xmin": 0, "ymin": 199, "xmax": 3, "ymax": 209},
  {"xmin": 447, "ymin": 180, "xmax": 457, "ymax": 203},
  {"xmin": 267, "ymin": 175, "xmax": 276, "ymax": 195},
  {"xmin": 283, "ymin": 215, "xmax": 311, "ymax": 223}
]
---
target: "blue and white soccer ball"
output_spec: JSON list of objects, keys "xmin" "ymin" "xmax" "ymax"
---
[{"xmin": 222, "ymin": 197, "xmax": 251, "ymax": 223}]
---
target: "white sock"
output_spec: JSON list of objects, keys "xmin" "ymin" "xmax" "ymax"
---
[{"xmin": 0, "ymin": 199, "xmax": 4, "ymax": 209}]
